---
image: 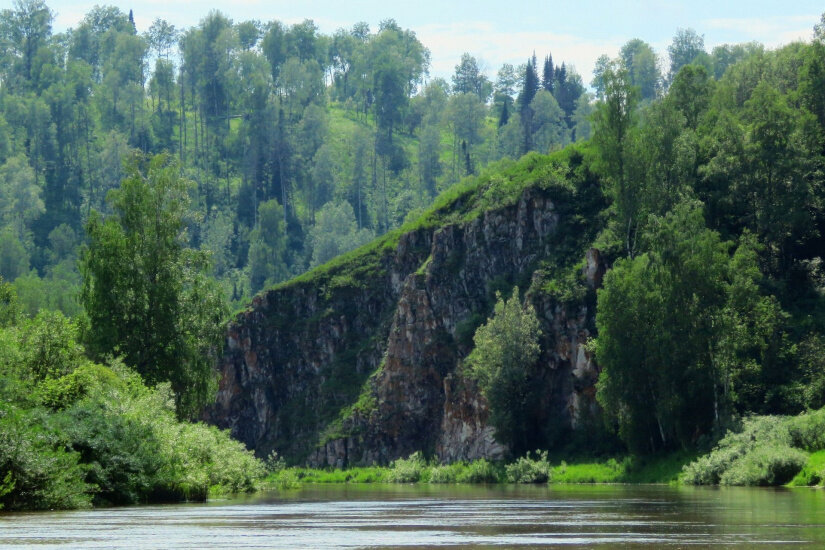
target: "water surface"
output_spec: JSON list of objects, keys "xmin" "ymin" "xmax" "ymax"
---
[{"xmin": 2, "ymin": 484, "xmax": 824, "ymax": 548}]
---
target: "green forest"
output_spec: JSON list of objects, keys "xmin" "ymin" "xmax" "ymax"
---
[
  {"xmin": 2, "ymin": 0, "xmax": 825, "ymax": 510},
  {"xmin": 0, "ymin": 0, "xmax": 596, "ymax": 311}
]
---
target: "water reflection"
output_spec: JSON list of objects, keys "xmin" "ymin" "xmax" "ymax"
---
[{"xmin": 1, "ymin": 484, "xmax": 824, "ymax": 549}]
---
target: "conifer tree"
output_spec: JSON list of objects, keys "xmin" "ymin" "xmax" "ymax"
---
[
  {"xmin": 542, "ymin": 54, "xmax": 554, "ymax": 92},
  {"xmin": 518, "ymin": 57, "xmax": 540, "ymax": 153}
]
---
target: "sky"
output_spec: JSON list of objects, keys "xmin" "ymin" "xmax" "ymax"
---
[{"xmin": 46, "ymin": 0, "xmax": 824, "ymax": 85}]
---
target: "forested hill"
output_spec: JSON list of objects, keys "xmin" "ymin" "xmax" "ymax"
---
[
  {"xmin": 0, "ymin": 1, "xmax": 599, "ymax": 313},
  {"xmin": 0, "ymin": 0, "xmax": 824, "ymax": 476},
  {"xmin": 212, "ymin": 18, "xmax": 825, "ymax": 465}
]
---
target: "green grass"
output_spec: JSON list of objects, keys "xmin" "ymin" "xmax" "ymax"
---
[
  {"xmin": 548, "ymin": 452, "xmax": 695, "ymax": 484},
  {"xmin": 267, "ymin": 466, "xmax": 390, "ymax": 485},
  {"xmin": 788, "ymin": 450, "xmax": 825, "ymax": 487},
  {"xmin": 262, "ymin": 451, "xmax": 695, "ymax": 489},
  {"xmin": 550, "ymin": 459, "xmax": 626, "ymax": 483}
]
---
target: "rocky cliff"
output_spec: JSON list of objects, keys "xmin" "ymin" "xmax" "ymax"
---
[{"xmin": 207, "ymin": 152, "xmax": 607, "ymax": 465}]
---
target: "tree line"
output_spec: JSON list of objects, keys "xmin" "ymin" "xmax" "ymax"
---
[
  {"xmin": 4, "ymin": 0, "xmax": 823, "ymax": 460},
  {"xmin": 0, "ymin": 0, "xmax": 595, "ymax": 313},
  {"xmin": 466, "ymin": 17, "xmax": 825, "ymax": 457}
]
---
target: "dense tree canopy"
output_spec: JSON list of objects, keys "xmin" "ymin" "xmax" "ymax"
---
[
  {"xmin": 81, "ymin": 154, "xmax": 226, "ymax": 418},
  {"xmin": 467, "ymin": 288, "xmax": 542, "ymax": 455},
  {"xmin": 0, "ymin": 1, "xmax": 593, "ymax": 318}
]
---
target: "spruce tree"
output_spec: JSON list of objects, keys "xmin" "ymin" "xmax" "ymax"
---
[
  {"xmin": 498, "ymin": 98, "xmax": 510, "ymax": 127},
  {"xmin": 518, "ymin": 57, "xmax": 540, "ymax": 153},
  {"xmin": 542, "ymin": 54, "xmax": 554, "ymax": 92}
]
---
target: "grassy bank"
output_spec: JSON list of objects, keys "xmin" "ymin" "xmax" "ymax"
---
[
  {"xmin": 263, "ymin": 451, "xmax": 697, "ymax": 489},
  {"xmin": 264, "ymin": 409, "xmax": 825, "ymax": 491}
]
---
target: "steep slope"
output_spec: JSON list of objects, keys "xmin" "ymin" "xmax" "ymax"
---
[{"xmin": 206, "ymin": 150, "xmax": 608, "ymax": 464}]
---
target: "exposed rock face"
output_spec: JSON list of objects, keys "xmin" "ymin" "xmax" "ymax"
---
[{"xmin": 207, "ymin": 186, "xmax": 605, "ymax": 465}]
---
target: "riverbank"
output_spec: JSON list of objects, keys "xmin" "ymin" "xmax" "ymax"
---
[
  {"xmin": 264, "ymin": 451, "xmax": 697, "ymax": 489},
  {"xmin": 265, "ymin": 409, "xmax": 825, "ymax": 491}
]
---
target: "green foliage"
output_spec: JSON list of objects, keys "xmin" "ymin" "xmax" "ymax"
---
[
  {"xmin": 272, "ymin": 466, "xmax": 388, "ymax": 484},
  {"xmin": 247, "ymin": 199, "xmax": 288, "ymax": 293},
  {"xmin": 718, "ymin": 445, "xmax": 806, "ymax": 486},
  {"xmin": 667, "ymin": 29, "xmax": 707, "ymax": 81},
  {"xmin": 1, "ymin": 365, "xmax": 264, "ymax": 509},
  {"xmin": 549, "ymin": 458, "xmax": 626, "ymax": 483},
  {"xmin": 681, "ymin": 410, "xmax": 825, "ymax": 486},
  {"xmin": 505, "ymin": 450, "xmax": 551, "ymax": 483},
  {"xmin": 0, "ymin": 275, "xmax": 20, "ymax": 328},
  {"xmin": 0, "ymin": 227, "xmax": 29, "ymax": 281},
  {"xmin": 427, "ymin": 463, "xmax": 461, "ymax": 483},
  {"xmin": 592, "ymin": 61, "xmax": 641, "ymax": 257},
  {"xmin": 0, "ymin": 403, "xmax": 91, "ymax": 511},
  {"xmin": 620, "ymin": 39, "xmax": 660, "ymax": 101},
  {"xmin": 456, "ymin": 458, "xmax": 501, "ymax": 483},
  {"xmin": 1, "ymin": 0, "xmax": 825, "ymax": 499},
  {"xmin": 309, "ymin": 200, "xmax": 374, "ymax": 268},
  {"xmin": 0, "ymin": 283, "xmax": 263, "ymax": 511},
  {"xmin": 18, "ymin": 311, "xmax": 85, "ymax": 381},
  {"xmin": 789, "ymin": 450, "xmax": 825, "ymax": 487},
  {"xmin": 786, "ymin": 408, "xmax": 825, "ymax": 451},
  {"xmin": 38, "ymin": 362, "xmax": 124, "ymax": 410},
  {"xmin": 596, "ymin": 203, "xmax": 786, "ymax": 453},
  {"xmin": 81, "ymin": 154, "xmax": 227, "ymax": 418},
  {"xmin": 386, "ymin": 451, "xmax": 427, "ymax": 483},
  {"xmin": 264, "ymin": 453, "xmax": 692, "ymax": 487},
  {"xmin": 271, "ymin": 468, "xmax": 302, "ymax": 490},
  {"xmin": 466, "ymin": 288, "xmax": 542, "ymax": 454}
]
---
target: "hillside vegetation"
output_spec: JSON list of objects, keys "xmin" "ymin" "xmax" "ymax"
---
[
  {"xmin": 0, "ymin": 1, "xmax": 592, "ymax": 312},
  {"xmin": 1, "ymin": 0, "xmax": 825, "ymax": 509}
]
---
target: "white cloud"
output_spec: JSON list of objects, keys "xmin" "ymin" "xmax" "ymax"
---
[
  {"xmin": 703, "ymin": 15, "xmax": 816, "ymax": 47},
  {"xmin": 416, "ymin": 21, "xmax": 623, "ymax": 84}
]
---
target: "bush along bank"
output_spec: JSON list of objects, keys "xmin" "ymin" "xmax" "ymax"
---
[
  {"xmin": 264, "ymin": 450, "xmax": 696, "ymax": 488},
  {"xmin": 682, "ymin": 408, "xmax": 825, "ymax": 487},
  {"xmin": 267, "ymin": 405, "xmax": 825, "ymax": 489},
  {"xmin": 0, "ymin": 303, "xmax": 265, "ymax": 511}
]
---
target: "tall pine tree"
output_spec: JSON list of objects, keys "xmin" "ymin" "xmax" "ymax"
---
[
  {"xmin": 518, "ymin": 56, "xmax": 540, "ymax": 153},
  {"xmin": 542, "ymin": 54, "xmax": 554, "ymax": 92}
]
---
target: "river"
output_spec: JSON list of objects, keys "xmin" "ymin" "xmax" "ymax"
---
[{"xmin": 1, "ymin": 484, "xmax": 824, "ymax": 548}]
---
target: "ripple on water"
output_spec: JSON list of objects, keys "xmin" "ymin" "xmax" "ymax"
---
[{"xmin": 1, "ymin": 485, "xmax": 824, "ymax": 549}]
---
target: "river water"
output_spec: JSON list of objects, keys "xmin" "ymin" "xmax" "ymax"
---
[{"xmin": 1, "ymin": 483, "xmax": 824, "ymax": 549}]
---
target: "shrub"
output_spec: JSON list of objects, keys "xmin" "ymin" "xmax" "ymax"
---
[
  {"xmin": 505, "ymin": 450, "xmax": 550, "ymax": 483},
  {"xmin": 38, "ymin": 363, "xmax": 124, "ymax": 410},
  {"xmin": 51, "ymin": 398, "xmax": 160, "ymax": 505},
  {"xmin": 19, "ymin": 311, "xmax": 84, "ymax": 381},
  {"xmin": 682, "ymin": 412, "xmax": 825, "ymax": 486},
  {"xmin": 457, "ymin": 458, "xmax": 501, "ymax": 483},
  {"xmin": 682, "ymin": 445, "xmax": 744, "ymax": 485},
  {"xmin": 719, "ymin": 445, "xmax": 806, "ymax": 486},
  {"xmin": 428, "ymin": 463, "xmax": 460, "ymax": 483},
  {"xmin": 264, "ymin": 451, "xmax": 286, "ymax": 474},
  {"xmin": 682, "ymin": 415, "xmax": 791, "ymax": 485},
  {"xmin": 387, "ymin": 452, "xmax": 427, "ymax": 483},
  {"xmin": 787, "ymin": 409, "xmax": 825, "ymax": 451},
  {"xmin": 272, "ymin": 469, "xmax": 302, "ymax": 490},
  {"xmin": 0, "ymin": 404, "xmax": 91, "ymax": 511}
]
